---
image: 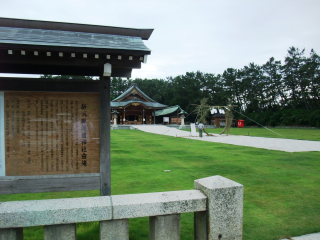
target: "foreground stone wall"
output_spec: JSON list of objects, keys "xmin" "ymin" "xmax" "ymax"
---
[{"xmin": 0, "ymin": 176, "xmax": 243, "ymax": 240}]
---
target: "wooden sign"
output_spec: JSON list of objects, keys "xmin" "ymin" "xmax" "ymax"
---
[{"xmin": 2, "ymin": 92, "xmax": 100, "ymax": 176}]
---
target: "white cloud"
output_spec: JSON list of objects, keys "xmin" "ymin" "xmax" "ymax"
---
[{"xmin": 1, "ymin": 0, "xmax": 319, "ymax": 79}]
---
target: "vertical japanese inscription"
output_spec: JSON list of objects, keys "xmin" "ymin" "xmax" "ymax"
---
[
  {"xmin": 27, "ymin": 100, "xmax": 31, "ymax": 164},
  {"xmin": 4, "ymin": 92, "xmax": 100, "ymax": 176},
  {"xmin": 81, "ymin": 103, "xmax": 87, "ymax": 168},
  {"xmin": 65, "ymin": 100, "xmax": 69, "ymax": 172},
  {"xmin": 60, "ymin": 99, "xmax": 64, "ymax": 172},
  {"xmin": 75, "ymin": 100, "xmax": 79, "ymax": 170},
  {"xmin": 55, "ymin": 100, "xmax": 59, "ymax": 172},
  {"xmin": 40, "ymin": 99, "xmax": 44, "ymax": 171},
  {"xmin": 5, "ymin": 98, "xmax": 10, "ymax": 165},
  {"xmin": 50, "ymin": 100, "xmax": 54, "ymax": 172},
  {"xmin": 70, "ymin": 100, "xmax": 74, "ymax": 170}
]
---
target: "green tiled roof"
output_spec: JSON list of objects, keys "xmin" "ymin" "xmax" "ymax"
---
[{"xmin": 155, "ymin": 105, "xmax": 186, "ymax": 116}]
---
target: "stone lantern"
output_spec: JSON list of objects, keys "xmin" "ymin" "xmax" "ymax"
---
[
  {"xmin": 178, "ymin": 110, "xmax": 187, "ymax": 129},
  {"xmin": 111, "ymin": 110, "xmax": 119, "ymax": 129}
]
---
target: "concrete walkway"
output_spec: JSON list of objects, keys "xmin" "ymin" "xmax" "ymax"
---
[
  {"xmin": 281, "ymin": 232, "xmax": 320, "ymax": 240},
  {"xmin": 130, "ymin": 125, "xmax": 320, "ymax": 152}
]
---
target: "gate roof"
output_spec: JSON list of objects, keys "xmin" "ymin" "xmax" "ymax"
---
[{"xmin": 0, "ymin": 17, "xmax": 153, "ymax": 77}]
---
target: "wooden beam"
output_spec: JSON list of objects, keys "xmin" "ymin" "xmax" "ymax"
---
[
  {"xmin": 0, "ymin": 63, "xmax": 132, "ymax": 77},
  {"xmin": 0, "ymin": 43, "xmax": 151, "ymax": 55},
  {"xmin": 0, "ymin": 77, "xmax": 100, "ymax": 92},
  {"xmin": 0, "ymin": 50, "xmax": 142, "ymax": 68},
  {"xmin": 99, "ymin": 75, "xmax": 111, "ymax": 196},
  {"xmin": 0, "ymin": 173, "xmax": 100, "ymax": 194}
]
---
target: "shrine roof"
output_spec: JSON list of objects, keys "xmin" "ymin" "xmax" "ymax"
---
[
  {"xmin": 111, "ymin": 83, "xmax": 167, "ymax": 109},
  {"xmin": 155, "ymin": 105, "xmax": 186, "ymax": 116},
  {"xmin": 111, "ymin": 100, "xmax": 167, "ymax": 108},
  {"xmin": 211, "ymin": 113, "xmax": 225, "ymax": 118},
  {"xmin": 0, "ymin": 26, "xmax": 151, "ymax": 53},
  {"xmin": 112, "ymin": 83, "xmax": 155, "ymax": 102}
]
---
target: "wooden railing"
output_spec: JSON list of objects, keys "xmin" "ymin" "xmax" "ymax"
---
[{"xmin": 0, "ymin": 176, "xmax": 243, "ymax": 240}]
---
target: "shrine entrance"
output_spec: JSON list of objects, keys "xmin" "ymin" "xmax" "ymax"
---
[{"xmin": 111, "ymin": 83, "xmax": 167, "ymax": 124}]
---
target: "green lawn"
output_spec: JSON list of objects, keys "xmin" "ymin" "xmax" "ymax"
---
[{"xmin": 1, "ymin": 129, "xmax": 320, "ymax": 240}]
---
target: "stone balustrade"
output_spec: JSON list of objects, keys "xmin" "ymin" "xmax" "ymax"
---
[{"xmin": 0, "ymin": 176, "xmax": 243, "ymax": 240}]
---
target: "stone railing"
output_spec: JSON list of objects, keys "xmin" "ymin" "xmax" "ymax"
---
[{"xmin": 0, "ymin": 176, "xmax": 243, "ymax": 240}]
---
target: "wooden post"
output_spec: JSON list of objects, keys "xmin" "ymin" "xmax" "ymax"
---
[
  {"xmin": 100, "ymin": 70, "xmax": 111, "ymax": 196},
  {"xmin": 154, "ymin": 110, "xmax": 155, "ymax": 124},
  {"xmin": 143, "ymin": 108, "xmax": 144, "ymax": 124}
]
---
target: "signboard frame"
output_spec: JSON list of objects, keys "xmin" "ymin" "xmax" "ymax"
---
[{"xmin": 0, "ymin": 78, "xmax": 109, "ymax": 194}]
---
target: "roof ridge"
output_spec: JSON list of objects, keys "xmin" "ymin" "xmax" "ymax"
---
[
  {"xmin": 0, "ymin": 17, "xmax": 154, "ymax": 40},
  {"xmin": 112, "ymin": 83, "xmax": 156, "ymax": 102}
]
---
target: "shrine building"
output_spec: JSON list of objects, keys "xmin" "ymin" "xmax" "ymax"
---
[
  {"xmin": 110, "ymin": 83, "xmax": 167, "ymax": 124},
  {"xmin": 154, "ymin": 105, "xmax": 187, "ymax": 124},
  {"xmin": 110, "ymin": 83, "xmax": 187, "ymax": 125}
]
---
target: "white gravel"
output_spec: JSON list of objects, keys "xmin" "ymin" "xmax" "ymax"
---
[
  {"xmin": 281, "ymin": 232, "xmax": 320, "ymax": 240},
  {"xmin": 131, "ymin": 125, "xmax": 320, "ymax": 152}
]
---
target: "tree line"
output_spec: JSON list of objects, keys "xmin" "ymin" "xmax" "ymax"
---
[{"xmin": 42, "ymin": 47, "xmax": 320, "ymax": 127}]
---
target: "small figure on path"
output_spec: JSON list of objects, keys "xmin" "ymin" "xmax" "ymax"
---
[{"xmin": 198, "ymin": 122, "xmax": 204, "ymax": 138}]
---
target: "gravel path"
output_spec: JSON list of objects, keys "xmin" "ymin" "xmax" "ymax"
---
[
  {"xmin": 281, "ymin": 232, "xmax": 320, "ymax": 240},
  {"xmin": 131, "ymin": 125, "xmax": 320, "ymax": 152}
]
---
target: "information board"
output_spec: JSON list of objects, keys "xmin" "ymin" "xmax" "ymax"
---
[{"xmin": 2, "ymin": 92, "xmax": 100, "ymax": 176}]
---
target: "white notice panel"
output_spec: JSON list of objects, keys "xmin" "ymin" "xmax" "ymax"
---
[
  {"xmin": 0, "ymin": 92, "xmax": 5, "ymax": 176},
  {"xmin": 190, "ymin": 123, "xmax": 197, "ymax": 137}
]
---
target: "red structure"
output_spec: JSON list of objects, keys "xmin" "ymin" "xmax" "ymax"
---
[{"xmin": 237, "ymin": 119, "xmax": 244, "ymax": 127}]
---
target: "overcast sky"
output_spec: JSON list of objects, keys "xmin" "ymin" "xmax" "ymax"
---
[{"xmin": 1, "ymin": 0, "xmax": 319, "ymax": 79}]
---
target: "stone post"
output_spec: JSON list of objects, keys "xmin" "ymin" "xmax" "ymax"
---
[
  {"xmin": 0, "ymin": 228, "xmax": 23, "ymax": 240},
  {"xmin": 180, "ymin": 115, "xmax": 185, "ymax": 126},
  {"xmin": 178, "ymin": 110, "xmax": 187, "ymax": 129},
  {"xmin": 113, "ymin": 114, "xmax": 118, "ymax": 127},
  {"xmin": 44, "ymin": 224, "xmax": 76, "ymax": 240},
  {"xmin": 149, "ymin": 214, "xmax": 180, "ymax": 240},
  {"xmin": 100, "ymin": 219, "xmax": 129, "ymax": 240},
  {"xmin": 194, "ymin": 211, "xmax": 207, "ymax": 240},
  {"xmin": 194, "ymin": 175, "xmax": 243, "ymax": 240},
  {"xmin": 111, "ymin": 110, "xmax": 119, "ymax": 129}
]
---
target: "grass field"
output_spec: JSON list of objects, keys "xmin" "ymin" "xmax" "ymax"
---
[
  {"xmin": 1, "ymin": 128, "xmax": 320, "ymax": 240},
  {"xmin": 200, "ymin": 127, "xmax": 320, "ymax": 141}
]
